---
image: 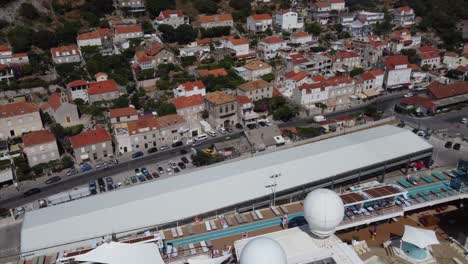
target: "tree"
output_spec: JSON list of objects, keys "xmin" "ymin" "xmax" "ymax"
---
[
  {"xmin": 32, "ymin": 30, "xmax": 58, "ymax": 50},
  {"xmin": 51, "ymin": 123, "xmax": 66, "ymax": 139},
  {"xmin": 261, "ymin": 73, "xmax": 275, "ymax": 82},
  {"xmin": 350, "ymin": 67, "xmax": 364, "ymax": 77},
  {"xmin": 19, "ymin": 3, "xmax": 40, "ymax": 19},
  {"xmin": 305, "ymin": 22, "xmax": 322, "ymax": 36},
  {"xmin": 201, "ymin": 109, "xmax": 209, "ymax": 119},
  {"xmin": 61, "ymin": 156, "xmax": 74, "ymax": 169},
  {"xmin": 55, "ymin": 21, "xmax": 81, "ymax": 44},
  {"xmin": 112, "ymin": 95, "xmax": 130, "ymax": 109},
  {"xmin": 146, "ymin": 0, "xmax": 175, "ymax": 17},
  {"xmin": 13, "ymin": 156, "xmax": 31, "ymax": 181},
  {"xmin": 158, "ymin": 24, "xmax": 176, "ymax": 42},
  {"xmin": 229, "ymin": 0, "xmax": 251, "ymax": 10},
  {"xmin": 7, "ymin": 26, "xmax": 33, "ymax": 53},
  {"xmin": 200, "ymin": 26, "xmax": 231, "ymax": 38},
  {"xmin": 273, "ymin": 105, "xmax": 298, "ymax": 121},
  {"xmin": 194, "ymin": 0, "xmax": 219, "ymax": 14},
  {"xmin": 155, "ymin": 102, "xmax": 176, "ymax": 116},
  {"xmin": 401, "ymin": 49, "xmax": 418, "ymax": 64},
  {"xmin": 315, "ymin": 102, "xmax": 327, "ymax": 114},
  {"xmin": 142, "ymin": 20, "xmax": 155, "ymax": 34},
  {"xmin": 174, "ymin": 25, "xmax": 198, "ymax": 45}
]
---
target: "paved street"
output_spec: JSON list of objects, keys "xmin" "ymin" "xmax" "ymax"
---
[{"xmin": 0, "ymin": 133, "xmax": 241, "ymax": 209}]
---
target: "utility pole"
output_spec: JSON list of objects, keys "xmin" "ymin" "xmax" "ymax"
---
[{"xmin": 265, "ymin": 173, "xmax": 281, "ymax": 206}]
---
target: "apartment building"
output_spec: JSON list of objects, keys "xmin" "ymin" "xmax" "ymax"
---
[
  {"xmin": 113, "ymin": 25, "xmax": 143, "ymax": 42},
  {"xmin": 51, "ymin": 45, "xmax": 81, "ymax": 64},
  {"xmin": 109, "ymin": 107, "xmax": 139, "ymax": 124},
  {"xmin": 257, "ymin": 36, "xmax": 287, "ymax": 60},
  {"xmin": 246, "ymin": 14, "xmax": 273, "ymax": 32},
  {"xmin": 205, "ymin": 91, "xmax": 239, "ymax": 129},
  {"xmin": 87, "ymin": 79, "xmax": 120, "ymax": 104},
  {"xmin": 235, "ymin": 60, "xmax": 273, "ymax": 81},
  {"xmin": 198, "ymin": 14, "xmax": 234, "ymax": 28},
  {"xmin": 0, "ymin": 102, "xmax": 42, "ymax": 139},
  {"xmin": 154, "ymin": 10, "xmax": 189, "ymax": 28},
  {"xmin": 224, "ymin": 37, "xmax": 250, "ymax": 57},
  {"xmin": 69, "ymin": 127, "xmax": 113, "ymax": 163},
  {"xmin": 173, "ymin": 80, "xmax": 206, "ymax": 98},
  {"xmin": 76, "ymin": 28, "xmax": 112, "ymax": 48},
  {"xmin": 22, "ymin": 130, "xmax": 60, "ymax": 167},
  {"xmin": 172, "ymin": 95, "xmax": 205, "ymax": 137},
  {"xmin": 384, "ymin": 55, "xmax": 412, "ymax": 89},
  {"xmin": 0, "ymin": 45, "xmax": 29, "ymax": 65},
  {"xmin": 332, "ymin": 51, "xmax": 362, "ymax": 71},
  {"xmin": 237, "ymin": 80, "xmax": 274, "ymax": 102},
  {"xmin": 274, "ymin": 10, "xmax": 304, "ymax": 30},
  {"xmin": 392, "ymin": 6, "xmax": 415, "ymax": 27},
  {"xmin": 67, "ymin": 80, "xmax": 89, "ymax": 102}
]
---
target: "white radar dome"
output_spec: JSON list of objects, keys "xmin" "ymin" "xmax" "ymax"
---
[
  {"xmin": 304, "ymin": 188, "xmax": 344, "ymax": 238},
  {"xmin": 239, "ymin": 237, "xmax": 287, "ymax": 264}
]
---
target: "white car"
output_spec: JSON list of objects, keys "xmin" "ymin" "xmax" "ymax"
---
[
  {"xmin": 207, "ymin": 130, "xmax": 217, "ymax": 137},
  {"xmin": 417, "ymin": 130, "xmax": 426, "ymax": 137},
  {"xmin": 218, "ymin": 127, "xmax": 227, "ymax": 134},
  {"xmin": 404, "ymin": 93, "xmax": 413, "ymax": 98},
  {"xmin": 186, "ymin": 139, "xmax": 194, "ymax": 145},
  {"xmin": 460, "ymin": 118, "xmax": 468, "ymax": 124},
  {"xmin": 168, "ymin": 161, "xmax": 178, "ymax": 169}
]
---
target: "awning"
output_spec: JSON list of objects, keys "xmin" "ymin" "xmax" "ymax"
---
[
  {"xmin": 363, "ymin": 89, "xmax": 380, "ymax": 97},
  {"xmin": 187, "ymin": 254, "xmax": 231, "ymax": 264},
  {"xmin": 401, "ymin": 225, "xmax": 439, "ymax": 249},
  {"xmin": 59, "ymin": 242, "xmax": 164, "ymax": 264}
]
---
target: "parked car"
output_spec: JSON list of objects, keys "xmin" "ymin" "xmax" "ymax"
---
[
  {"xmin": 207, "ymin": 130, "xmax": 217, "ymax": 137},
  {"xmin": 178, "ymin": 162, "xmax": 186, "ymax": 169},
  {"xmin": 171, "ymin": 141, "xmax": 183, "ymax": 148},
  {"xmin": 166, "ymin": 167, "xmax": 172, "ymax": 173},
  {"xmin": 108, "ymin": 159, "xmax": 119, "ymax": 165},
  {"xmin": 89, "ymin": 180, "xmax": 97, "ymax": 195},
  {"xmin": 45, "ymin": 176, "xmax": 61, "ymax": 185},
  {"xmin": 95, "ymin": 162, "xmax": 108, "ymax": 169},
  {"xmin": 168, "ymin": 161, "xmax": 178, "ymax": 169},
  {"xmin": 66, "ymin": 168, "xmax": 77, "ymax": 176},
  {"xmin": 194, "ymin": 134, "xmax": 208, "ymax": 142},
  {"xmin": 23, "ymin": 188, "xmax": 41, "ymax": 197},
  {"xmin": 218, "ymin": 127, "xmax": 227, "ymax": 134},
  {"xmin": 152, "ymin": 172, "xmax": 159, "ymax": 178},
  {"xmin": 147, "ymin": 147, "xmax": 158, "ymax": 154},
  {"xmin": 137, "ymin": 173, "xmax": 146, "ymax": 182},
  {"xmin": 461, "ymin": 118, "xmax": 468, "ymax": 124},
  {"xmin": 404, "ymin": 93, "xmax": 413, "ymax": 98},
  {"xmin": 180, "ymin": 149, "xmax": 188, "ymax": 155},
  {"xmin": 417, "ymin": 130, "xmax": 426, "ymax": 137},
  {"xmin": 106, "ymin": 177, "xmax": 114, "ymax": 191},
  {"xmin": 226, "ymin": 127, "xmax": 233, "ymax": 133},
  {"xmin": 130, "ymin": 176, "xmax": 138, "ymax": 184},
  {"xmin": 80, "ymin": 164, "xmax": 93, "ymax": 172},
  {"xmin": 235, "ymin": 123, "xmax": 243, "ymax": 129},
  {"xmin": 159, "ymin": 145, "xmax": 169, "ymax": 151},
  {"xmin": 157, "ymin": 166, "xmax": 165, "ymax": 174},
  {"xmin": 453, "ymin": 143, "xmax": 461, "ymax": 151},
  {"xmin": 174, "ymin": 167, "xmax": 180, "ymax": 173},
  {"xmin": 444, "ymin": 141, "xmax": 453, "ymax": 148},
  {"xmin": 181, "ymin": 157, "xmax": 189, "ymax": 164},
  {"xmin": 186, "ymin": 139, "xmax": 194, "ymax": 145},
  {"xmin": 132, "ymin": 151, "xmax": 144, "ymax": 158},
  {"xmin": 141, "ymin": 167, "xmax": 150, "ymax": 177}
]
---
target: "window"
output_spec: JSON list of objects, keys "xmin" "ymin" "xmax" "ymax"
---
[
  {"xmin": 39, "ymin": 145, "xmax": 44, "ymax": 151},
  {"xmin": 91, "ymin": 145, "xmax": 96, "ymax": 150},
  {"xmin": 231, "ymin": 104, "xmax": 234, "ymax": 110},
  {"xmin": 102, "ymin": 142, "xmax": 106, "ymax": 148},
  {"xmin": 220, "ymin": 107, "xmax": 223, "ymax": 113},
  {"xmin": 81, "ymin": 147, "xmax": 85, "ymax": 153}
]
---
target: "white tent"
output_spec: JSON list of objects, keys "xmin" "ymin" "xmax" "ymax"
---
[
  {"xmin": 187, "ymin": 254, "xmax": 231, "ymax": 264},
  {"xmin": 401, "ymin": 225, "xmax": 439, "ymax": 249},
  {"xmin": 60, "ymin": 242, "xmax": 164, "ymax": 264}
]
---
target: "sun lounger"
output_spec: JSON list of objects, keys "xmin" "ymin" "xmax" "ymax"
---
[
  {"xmin": 255, "ymin": 210, "xmax": 264, "ymax": 219},
  {"xmin": 421, "ymin": 175, "xmax": 434, "ymax": 183},
  {"xmin": 240, "ymin": 214, "xmax": 248, "ymax": 223},
  {"xmin": 250, "ymin": 211, "xmax": 258, "ymax": 220},
  {"xmin": 209, "ymin": 219, "xmax": 217, "ymax": 230},
  {"xmin": 176, "ymin": 226, "xmax": 184, "ymax": 237},
  {"xmin": 395, "ymin": 200, "xmax": 403, "ymax": 206},
  {"xmin": 235, "ymin": 214, "xmax": 243, "ymax": 224},
  {"xmin": 159, "ymin": 230, "xmax": 166, "ymax": 240},
  {"xmin": 187, "ymin": 224, "xmax": 194, "ymax": 235},
  {"xmin": 432, "ymin": 172, "xmax": 446, "ymax": 180},
  {"xmin": 398, "ymin": 179, "xmax": 412, "ymax": 188},
  {"xmin": 200, "ymin": 241, "xmax": 209, "ymax": 252},
  {"xmin": 171, "ymin": 227, "xmax": 178, "ymax": 238},
  {"xmin": 183, "ymin": 245, "xmax": 190, "ymax": 257},
  {"xmin": 189, "ymin": 243, "xmax": 197, "ymax": 255},
  {"xmin": 205, "ymin": 221, "xmax": 212, "ymax": 231},
  {"xmin": 444, "ymin": 171, "xmax": 456, "ymax": 178},
  {"xmin": 279, "ymin": 205, "xmax": 289, "ymax": 214},
  {"xmin": 226, "ymin": 216, "xmax": 234, "ymax": 226},
  {"xmin": 271, "ymin": 206, "xmax": 281, "ymax": 216}
]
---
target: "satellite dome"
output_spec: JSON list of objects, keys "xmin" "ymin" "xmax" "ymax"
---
[
  {"xmin": 239, "ymin": 237, "xmax": 287, "ymax": 264},
  {"xmin": 304, "ymin": 188, "xmax": 344, "ymax": 238}
]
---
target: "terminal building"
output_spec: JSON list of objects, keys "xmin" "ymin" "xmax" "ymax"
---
[{"xmin": 20, "ymin": 125, "xmax": 433, "ymax": 257}]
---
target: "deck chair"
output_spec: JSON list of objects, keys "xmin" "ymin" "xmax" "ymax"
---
[
  {"xmin": 279, "ymin": 205, "xmax": 289, "ymax": 214},
  {"xmin": 240, "ymin": 214, "xmax": 248, "ymax": 223},
  {"xmin": 187, "ymin": 224, "xmax": 194, "ymax": 235},
  {"xmin": 255, "ymin": 210, "xmax": 264, "ymax": 219},
  {"xmin": 189, "ymin": 243, "xmax": 197, "ymax": 255},
  {"xmin": 226, "ymin": 216, "xmax": 234, "ymax": 226},
  {"xmin": 200, "ymin": 241, "xmax": 209, "ymax": 252},
  {"xmin": 176, "ymin": 226, "xmax": 184, "ymax": 237},
  {"xmin": 235, "ymin": 214, "xmax": 243, "ymax": 224},
  {"xmin": 205, "ymin": 221, "xmax": 212, "ymax": 231},
  {"xmin": 271, "ymin": 206, "xmax": 281, "ymax": 216},
  {"xmin": 250, "ymin": 211, "xmax": 258, "ymax": 220},
  {"xmin": 171, "ymin": 227, "xmax": 178, "ymax": 238}
]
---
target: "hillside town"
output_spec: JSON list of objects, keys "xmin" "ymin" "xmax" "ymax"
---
[{"xmin": 0, "ymin": 0, "xmax": 467, "ymax": 263}]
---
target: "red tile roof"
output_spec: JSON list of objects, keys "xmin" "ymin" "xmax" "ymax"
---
[
  {"xmin": 324, "ymin": 76, "xmax": 353, "ymax": 86},
  {"xmin": 397, "ymin": 6, "xmax": 413, "ymax": 13},
  {"xmin": 69, "ymin": 128, "xmax": 111, "ymax": 148},
  {"xmin": 418, "ymin": 46, "xmax": 437, "ymax": 53},
  {"xmin": 0, "ymin": 45, "xmax": 12, "ymax": 53},
  {"xmin": 181, "ymin": 80, "xmax": 205, "ymax": 91},
  {"xmin": 419, "ymin": 51, "xmax": 440, "ymax": 60},
  {"xmin": 0, "ymin": 102, "xmax": 39, "ymax": 118},
  {"xmin": 359, "ymin": 72, "xmax": 375, "ymax": 81},
  {"xmin": 400, "ymin": 96, "xmax": 435, "ymax": 109},
  {"xmin": 238, "ymin": 80, "xmax": 271, "ymax": 91},
  {"xmin": 12, "ymin": 53, "xmax": 28, "ymax": 58},
  {"xmin": 199, "ymin": 14, "xmax": 233, "ymax": 23},
  {"xmin": 334, "ymin": 51, "xmax": 360, "ymax": 60},
  {"xmin": 145, "ymin": 43, "xmax": 165, "ymax": 56},
  {"xmin": 114, "ymin": 25, "xmax": 143, "ymax": 34},
  {"xmin": 284, "ymin": 71, "xmax": 308, "ymax": 82},
  {"xmin": 428, "ymin": 81, "xmax": 468, "ymax": 100},
  {"xmin": 76, "ymin": 28, "xmax": 111, "ymax": 41},
  {"xmin": 41, "ymin": 93, "xmax": 73, "ymax": 111},
  {"xmin": 197, "ymin": 68, "xmax": 228, "ymax": 77},
  {"xmin": 127, "ymin": 117, "xmax": 159, "ymax": 134},
  {"xmin": 312, "ymin": 75, "xmax": 326, "ymax": 82},
  {"xmin": 51, "ymin": 45, "xmax": 79, "ymax": 58},
  {"xmin": 156, "ymin": 114, "xmax": 186, "ymax": 129},
  {"xmin": 159, "ymin": 10, "xmax": 183, "ymax": 19},
  {"xmin": 385, "ymin": 55, "xmax": 409, "ymax": 70},
  {"xmin": 237, "ymin": 95, "xmax": 251, "ymax": 105},
  {"xmin": 109, "ymin": 107, "xmax": 138, "ymax": 118},
  {"xmin": 444, "ymin": 52, "xmax": 458, "ymax": 57},
  {"xmin": 261, "ymin": 36, "xmax": 285, "ymax": 44},
  {"xmin": 87, "ymin": 80, "xmax": 119, "ymax": 95},
  {"xmin": 289, "ymin": 53, "xmax": 305, "ymax": 60},
  {"xmin": 172, "ymin": 94, "xmax": 204, "ymax": 109},
  {"xmin": 299, "ymin": 82, "xmax": 324, "ymax": 92},
  {"xmin": 330, "ymin": 0, "xmax": 345, "ymax": 3},
  {"xmin": 68, "ymin": 80, "xmax": 88, "ymax": 88},
  {"xmin": 315, "ymin": 2, "xmax": 330, "ymax": 8},
  {"xmin": 22, "ymin": 130, "xmax": 56, "ymax": 147},
  {"xmin": 368, "ymin": 69, "xmax": 384, "ymax": 76},
  {"xmin": 228, "ymin": 37, "xmax": 249, "ymax": 45},
  {"xmin": 197, "ymin": 38, "xmax": 212, "ymax": 45},
  {"xmin": 135, "ymin": 51, "xmax": 153, "ymax": 63},
  {"xmin": 291, "ymin": 31, "xmax": 310, "ymax": 38},
  {"xmin": 251, "ymin": 14, "xmax": 272, "ymax": 21},
  {"xmin": 205, "ymin": 91, "xmax": 237, "ymax": 105}
]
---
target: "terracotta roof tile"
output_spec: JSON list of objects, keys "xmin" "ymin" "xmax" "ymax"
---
[
  {"xmin": 238, "ymin": 80, "xmax": 271, "ymax": 91},
  {"xmin": 428, "ymin": 81, "xmax": 468, "ymax": 100},
  {"xmin": 159, "ymin": 10, "xmax": 184, "ymax": 19},
  {"xmin": 114, "ymin": 25, "xmax": 142, "ymax": 34},
  {"xmin": 385, "ymin": 55, "xmax": 409, "ymax": 70},
  {"xmin": 244, "ymin": 60, "xmax": 271, "ymax": 71},
  {"xmin": 156, "ymin": 114, "xmax": 186, "ymax": 129},
  {"xmin": 197, "ymin": 68, "xmax": 228, "ymax": 77},
  {"xmin": 22, "ymin": 130, "xmax": 56, "ymax": 147},
  {"xmin": 69, "ymin": 128, "xmax": 111, "ymax": 148},
  {"xmin": 0, "ymin": 102, "xmax": 39, "ymax": 118},
  {"xmin": 172, "ymin": 95, "xmax": 204, "ymax": 109},
  {"xmin": 76, "ymin": 28, "xmax": 111, "ymax": 41},
  {"xmin": 397, "ymin": 6, "xmax": 413, "ymax": 13},
  {"xmin": 205, "ymin": 91, "xmax": 236, "ymax": 105},
  {"xmin": 261, "ymin": 36, "xmax": 285, "ymax": 44},
  {"xmin": 51, "ymin": 45, "xmax": 79, "ymax": 58},
  {"xmin": 284, "ymin": 71, "xmax": 308, "ymax": 82},
  {"xmin": 418, "ymin": 46, "xmax": 437, "ymax": 53},
  {"xmin": 419, "ymin": 51, "xmax": 440, "ymax": 60},
  {"xmin": 127, "ymin": 117, "xmax": 159, "ymax": 135},
  {"xmin": 0, "ymin": 45, "xmax": 12, "ymax": 53},
  {"xmin": 291, "ymin": 31, "xmax": 310, "ymax": 38},
  {"xmin": 237, "ymin": 95, "xmax": 251, "ymax": 105},
  {"xmin": 109, "ymin": 107, "xmax": 138, "ymax": 118},
  {"xmin": 228, "ymin": 37, "xmax": 249, "ymax": 45},
  {"xmin": 251, "ymin": 14, "xmax": 272, "ymax": 21},
  {"xmin": 67, "ymin": 80, "xmax": 88, "ymax": 88},
  {"xmin": 181, "ymin": 80, "xmax": 205, "ymax": 91},
  {"xmin": 199, "ymin": 14, "xmax": 233, "ymax": 23},
  {"xmin": 368, "ymin": 69, "xmax": 384, "ymax": 76},
  {"xmin": 42, "ymin": 93, "xmax": 73, "ymax": 111},
  {"xmin": 87, "ymin": 80, "xmax": 118, "ymax": 95}
]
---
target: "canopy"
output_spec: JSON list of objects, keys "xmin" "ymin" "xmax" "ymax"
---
[
  {"xmin": 61, "ymin": 242, "xmax": 164, "ymax": 264},
  {"xmin": 187, "ymin": 254, "xmax": 231, "ymax": 264},
  {"xmin": 401, "ymin": 225, "xmax": 439, "ymax": 249}
]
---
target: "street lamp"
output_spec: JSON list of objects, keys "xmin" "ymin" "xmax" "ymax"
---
[{"xmin": 265, "ymin": 173, "xmax": 281, "ymax": 206}]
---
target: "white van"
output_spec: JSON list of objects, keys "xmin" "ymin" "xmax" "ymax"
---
[
  {"xmin": 206, "ymin": 130, "xmax": 217, "ymax": 137},
  {"xmin": 195, "ymin": 134, "xmax": 208, "ymax": 141}
]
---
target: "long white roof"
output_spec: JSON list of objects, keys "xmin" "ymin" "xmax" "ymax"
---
[{"xmin": 21, "ymin": 125, "xmax": 432, "ymax": 253}]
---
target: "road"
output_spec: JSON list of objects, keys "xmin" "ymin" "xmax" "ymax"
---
[{"xmin": 0, "ymin": 133, "xmax": 242, "ymax": 209}]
